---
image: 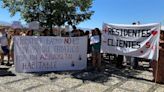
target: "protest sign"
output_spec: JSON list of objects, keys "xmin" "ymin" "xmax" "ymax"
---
[
  {"xmin": 14, "ymin": 36, "xmax": 87, "ymax": 72},
  {"xmin": 102, "ymin": 23, "xmax": 160, "ymax": 61}
]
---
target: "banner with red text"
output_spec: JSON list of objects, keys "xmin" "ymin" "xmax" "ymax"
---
[
  {"xmin": 102, "ymin": 23, "xmax": 160, "ymax": 61},
  {"xmin": 14, "ymin": 36, "xmax": 87, "ymax": 72}
]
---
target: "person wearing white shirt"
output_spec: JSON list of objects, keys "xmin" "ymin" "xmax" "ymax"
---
[{"xmin": 0, "ymin": 28, "xmax": 10, "ymax": 65}]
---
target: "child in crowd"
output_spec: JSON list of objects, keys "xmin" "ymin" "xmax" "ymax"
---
[{"xmin": 90, "ymin": 28, "xmax": 101, "ymax": 71}]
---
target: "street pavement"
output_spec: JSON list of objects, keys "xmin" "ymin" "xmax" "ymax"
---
[{"xmin": 0, "ymin": 60, "xmax": 164, "ymax": 92}]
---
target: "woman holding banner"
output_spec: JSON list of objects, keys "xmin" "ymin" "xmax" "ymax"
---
[{"xmin": 90, "ymin": 28, "xmax": 101, "ymax": 71}]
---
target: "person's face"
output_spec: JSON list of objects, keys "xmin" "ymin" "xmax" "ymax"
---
[{"xmin": 95, "ymin": 30, "xmax": 98, "ymax": 35}]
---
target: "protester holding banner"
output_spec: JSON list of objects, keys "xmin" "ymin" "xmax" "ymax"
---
[{"xmin": 90, "ymin": 28, "xmax": 101, "ymax": 71}]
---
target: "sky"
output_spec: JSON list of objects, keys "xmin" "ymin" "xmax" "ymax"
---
[{"xmin": 0, "ymin": 0, "xmax": 164, "ymax": 29}]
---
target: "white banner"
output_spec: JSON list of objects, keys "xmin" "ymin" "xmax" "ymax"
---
[
  {"xmin": 102, "ymin": 23, "xmax": 160, "ymax": 61},
  {"xmin": 14, "ymin": 36, "xmax": 87, "ymax": 72}
]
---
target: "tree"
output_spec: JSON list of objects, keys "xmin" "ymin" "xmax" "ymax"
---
[{"xmin": 2, "ymin": 0, "xmax": 94, "ymax": 30}]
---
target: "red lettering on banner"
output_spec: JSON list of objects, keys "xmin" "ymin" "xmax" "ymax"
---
[
  {"xmin": 151, "ymin": 45, "xmax": 156, "ymax": 51},
  {"xmin": 140, "ymin": 50, "xmax": 144, "ymax": 54},
  {"xmin": 146, "ymin": 42, "xmax": 151, "ymax": 48},
  {"xmin": 151, "ymin": 31, "xmax": 158, "ymax": 36},
  {"xmin": 40, "ymin": 54, "xmax": 46, "ymax": 60},
  {"xmin": 64, "ymin": 38, "xmax": 71, "ymax": 44}
]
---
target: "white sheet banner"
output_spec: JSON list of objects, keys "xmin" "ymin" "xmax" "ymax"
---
[
  {"xmin": 102, "ymin": 23, "xmax": 160, "ymax": 61},
  {"xmin": 14, "ymin": 36, "xmax": 87, "ymax": 72}
]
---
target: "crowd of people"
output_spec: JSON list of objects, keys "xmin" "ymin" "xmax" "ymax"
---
[
  {"xmin": 0, "ymin": 25, "xmax": 163, "ymax": 72},
  {"xmin": 0, "ymin": 26, "xmax": 102, "ymax": 70}
]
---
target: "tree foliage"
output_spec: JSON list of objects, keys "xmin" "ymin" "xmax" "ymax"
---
[{"xmin": 2, "ymin": 0, "xmax": 94, "ymax": 28}]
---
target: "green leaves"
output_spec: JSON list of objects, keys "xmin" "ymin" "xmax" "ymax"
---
[{"xmin": 2, "ymin": 0, "xmax": 94, "ymax": 29}]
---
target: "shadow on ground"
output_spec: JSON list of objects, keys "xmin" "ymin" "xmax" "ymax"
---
[
  {"xmin": 0, "ymin": 67, "xmax": 16, "ymax": 76},
  {"xmin": 71, "ymin": 60, "xmax": 148, "ymax": 83},
  {"xmin": 30, "ymin": 59, "xmax": 153, "ymax": 84}
]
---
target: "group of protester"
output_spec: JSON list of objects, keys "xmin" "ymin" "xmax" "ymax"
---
[
  {"xmin": 0, "ymin": 26, "xmax": 101, "ymax": 70},
  {"xmin": 0, "ymin": 25, "xmax": 161, "ymax": 72}
]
